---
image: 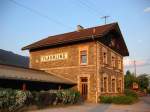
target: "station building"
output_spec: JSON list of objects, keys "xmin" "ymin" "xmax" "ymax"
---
[{"xmin": 22, "ymin": 23, "xmax": 129, "ymax": 103}]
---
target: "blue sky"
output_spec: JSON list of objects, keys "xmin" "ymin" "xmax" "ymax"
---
[{"xmin": 1, "ymin": 0, "xmax": 150, "ymax": 74}]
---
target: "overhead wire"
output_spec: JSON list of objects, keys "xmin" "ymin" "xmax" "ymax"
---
[{"xmin": 8, "ymin": 0, "xmax": 74, "ymax": 30}]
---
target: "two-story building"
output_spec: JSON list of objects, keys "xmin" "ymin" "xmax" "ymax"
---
[{"xmin": 22, "ymin": 22, "xmax": 129, "ymax": 103}]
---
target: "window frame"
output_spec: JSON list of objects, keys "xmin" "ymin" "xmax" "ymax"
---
[{"xmin": 79, "ymin": 46, "xmax": 88, "ymax": 65}]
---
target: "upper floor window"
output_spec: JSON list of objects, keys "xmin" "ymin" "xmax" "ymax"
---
[
  {"xmin": 111, "ymin": 56, "xmax": 115, "ymax": 67},
  {"xmin": 80, "ymin": 50, "xmax": 87, "ymax": 64},
  {"xmin": 102, "ymin": 47, "xmax": 107, "ymax": 64},
  {"xmin": 103, "ymin": 52, "xmax": 107, "ymax": 64},
  {"xmin": 118, "ymin": 58, "xmax": 122, "ymax": 69}
]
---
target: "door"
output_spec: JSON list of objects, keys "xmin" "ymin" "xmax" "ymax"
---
[{"xmin": 80, "ymin": 77, "xmax": 88, "ymax": 100}]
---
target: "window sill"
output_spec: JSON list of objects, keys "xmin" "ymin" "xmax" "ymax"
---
[{"xmin": 80, "ymin": 63, "xmax": 88, "ymax": 66}]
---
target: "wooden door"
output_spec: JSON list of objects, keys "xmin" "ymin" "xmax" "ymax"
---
[{"xmin": 80, "ymin": 77, "xmax": 88, "ymax": 100}]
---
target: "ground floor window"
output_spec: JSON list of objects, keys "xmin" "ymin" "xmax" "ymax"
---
[
  {"xmin": 117, "ymin": 79, "xmax": 122, "ymax": 93},
  {"xmin": 101, "ymin": 74, "xmax": 108, "ymax": 93},
  {"xmin": 111, "ymin": 79, "xmax": 116, "ymax": 93}
]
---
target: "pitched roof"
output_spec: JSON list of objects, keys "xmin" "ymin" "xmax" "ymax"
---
[
  {"xmin": 0, "ymin": 64, "xmax": 75, "ymax": 84},
  {"xmin": 22, "ymin": 23, "xmax": 117, "ymax": 50},
  {"xmin": 22, "ymin": 22, "xmax": 129, "ymax": 56}
]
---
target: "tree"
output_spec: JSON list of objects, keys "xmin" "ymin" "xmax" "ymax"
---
[
  {"xmin": 137, "ymin": 74, "xmax": 149, "ymax": 90},
  {"xmin": 124, "ymin": 70, "xmax": 138, "ymax": 89}
]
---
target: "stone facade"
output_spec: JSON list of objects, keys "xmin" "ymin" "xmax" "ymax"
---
[{"xmin": 29, "ymin": 40, "xmax": 124, "ymax": 103}]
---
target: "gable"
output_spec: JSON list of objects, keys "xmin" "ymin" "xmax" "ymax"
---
[{"xmin": 97, "ymin": 25, "xmax": 129, "ymax": 56}]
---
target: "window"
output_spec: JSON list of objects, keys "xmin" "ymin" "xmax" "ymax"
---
[
  {"xmin": 103, "ymin": 52, "xmax": 107, "ymax": 64},
  {"xmin": 102, "ymin": 47, "xmax": 107, "ymax": 65},
  {"xmin": 118, "ymin": 80, "xmax": 122, "ymax": 92},
  {"xmin": 118, "ymin": 58, "xmax": 122, "ymax": 69},
  {"xmin": 103, "ymin": 77, "xmax": 107, "ymax": 92},
  {"xmin": 112, "ymin": 79, "xmax": 115, "ymax": 92},
  {"xmin": 80, "ymin": 50, "xmax": 87, "ymax": 64},
  {"xmin": 101, "ymin": 73, "xmax": 108, "ymax": 93},
  {"xmin": 111, "ymin": 56, "xmax": 115, "ymax": 67}
]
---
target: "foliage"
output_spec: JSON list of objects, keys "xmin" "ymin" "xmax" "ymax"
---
[
  {"xmin": 0, "ymin": 88, "xmax": 32, "ymax": 112},
  {"xmin": 0, "ymin": 88, "xmax": 81, "ymax": 111},
  {"xmin": 100, "ymin": 89, "xmax": 138, "ymax": 104},
  {"xmin": 100, "ymin": 95, "xmax": 137, "ymax": 104},
  {"xmin": 147, "ymin": 88, "xmax": 150, "ymax": 94},
  {"xmin": 125, "ymin": 70, "xmax": 149, "ymax": 91},
  {"xmin": 112, "ymin": 96, "xmax": 135, "ymax": 104},
  {"xmin": 56, "ymin": 89, "xmax": 80, "ymax": 105},
  {"xmin": 99, "ymin": 96, "xmax": 113, "ymax": 103},
  {"xmin": 124, "ymin": 70, "xmax": 138, "ymax": 89},
  {"xmin": 124, "ymin": 89, "xmax": 138, "ymax": 99},
  {"xmin": 137, "ymin": 74, "xmax": 149, "ymax": 90},
  {"xmin": 34, "ymin": 91, "xmax": 57, "ymax": 108},
  {"xmin": 30, "ymin": 89, "xmax": 81, "ymax": 108}
]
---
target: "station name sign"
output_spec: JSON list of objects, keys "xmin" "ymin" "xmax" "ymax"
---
[{"xmin": 40, "ymin": 52, "xmax": 68, "ymax": 62}]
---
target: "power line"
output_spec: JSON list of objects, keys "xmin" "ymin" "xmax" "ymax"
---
[
  {"xmin": 77, "ymin": 0, "xmax": 111, "ymax": 24},
  {"xmin": 77, "ymin": 0, "xmax": 101, "ymax": 17},
  {"xmin": 8, "ymin": 0, "xmax": 73, "ymax": 30},
  {"xmin": 78, "ymin": 0, "xmax": 101, "ymax": 16}
]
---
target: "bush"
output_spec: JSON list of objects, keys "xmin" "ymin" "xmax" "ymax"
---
[
  {"xmin": 0, "ymin": 88, "xmax": 32, "ymax": 112},
  {"xmin": 34, "ymin": 91, "xmax": 57, "ymax": 108},
  {"xmin": 100, "ymin": 94, "xmax": 138, "ymax": 104},
  {"xmin": 99, "ymin": 96, "xmax": 113, "ymax": 103},
  {"xmin": 112, "ymin": 96, "xmax": 135, "ymax": 104},
  {"xmin": 124, "ymin": 89, "xmax": 138, "ymax": 99},
  {"xmin": 56, "ymin": 89, "xmax": 81, "ymax": 105},
  {"xmin": 0, "ymin": 88, "xmax": 81, "ymax": 111}
]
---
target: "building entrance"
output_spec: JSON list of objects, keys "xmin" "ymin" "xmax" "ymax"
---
[{"xmin": 80, "ymin": 77, "xmax": 88, "ymax": 100}]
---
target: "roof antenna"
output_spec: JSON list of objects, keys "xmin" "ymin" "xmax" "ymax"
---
[{"xmin": 101, "ymin": 16, "xmax": 110, "ymax": 24}]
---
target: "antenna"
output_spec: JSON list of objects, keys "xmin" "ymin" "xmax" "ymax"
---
[{"xmin": 101, "ymin": 16, "xmax": 110, "ymax": 24}]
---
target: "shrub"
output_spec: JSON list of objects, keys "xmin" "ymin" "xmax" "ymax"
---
[
  {"xmin": 100, "ymin": 95, "xmax": 137, "ymax": 104},
  {"xmin": 56, "ymin": 89, "xmax": 81, "ymax": 105},
  {"xmin": 35, "ymin": 91, "xmax": 57, "ymax": 108},
  {"xmin": 0, "ymin": 88, "xmax": 32, "ymax": 112},
  {"xmin": 124, "ymin": 89, "xmax": 138, "ymax": 99},
  {"xmin": 99, "ymin": 96, "xmax": 113, "ymax": 103},
  {"xmin": 0, "ymin": 88, "xmax": 81, "ymax": 111},
  {"xmin": 112, "ymin": 96, "xmax": 135, "ymax": 104}
]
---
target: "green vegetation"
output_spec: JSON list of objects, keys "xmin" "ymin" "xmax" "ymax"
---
[
  {"xmin": 124, "ymin": 70, "xmax": 138, "ymax": 89},
  {"xmin": 0, "ymin": 88, "xmax": 81, "ymax": 112},
  {"xmin": 99, "ymin": 89, "xmax": 138, "ymax": 104},
  {"xmin": 124, "ymin": 70, "xmax": 149, "ymax": 92},
  {"xmin": 124, "ymin": 89, "xmax": 138, "ymax": 99}
]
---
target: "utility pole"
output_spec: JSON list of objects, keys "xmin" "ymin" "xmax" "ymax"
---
[
  {"xmin": 134, "ymin": 60, "xmax": 136, "ymax": 77},
  {"xmin": 101, "ymin": 16, "xmax": 110, "ymax": 24}
]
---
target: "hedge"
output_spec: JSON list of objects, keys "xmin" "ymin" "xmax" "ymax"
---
[
  {"xmin": 100, "ymin": 89, "xmax": 138, "ymax": 104},
  {"xmin": 0, "ymin": 88, "xmax": 81, "ymax": 112},
  {"xmin": 0, "ymin": 88, "xmax": 32, "ymax": 112}
]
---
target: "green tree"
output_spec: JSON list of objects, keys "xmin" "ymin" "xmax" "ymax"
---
[
  {"xmin": 137, "ymin": 74, "xmax": 149, "ymax": 90},
  {"xmin": 124, "ymin": 70, "xmax": 138, "ymax": 89}
]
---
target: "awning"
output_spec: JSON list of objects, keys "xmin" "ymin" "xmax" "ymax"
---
[{"xmin": 0, "ymin": 64, "xmax": 76, "ymax": 85}]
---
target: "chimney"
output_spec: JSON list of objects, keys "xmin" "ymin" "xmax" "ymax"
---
[{"xmin": 77, "ymin": 25, "xmax": 84, "ymax": 31}]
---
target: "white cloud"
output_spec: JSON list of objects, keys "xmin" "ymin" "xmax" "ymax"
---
[
  {"xmin": 124, "ymin": 58, "xmax": 150, "ymax": 67},
  {"xmin": 144, "ymin": 7, "xmax": 150, "ymax": 13}
]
